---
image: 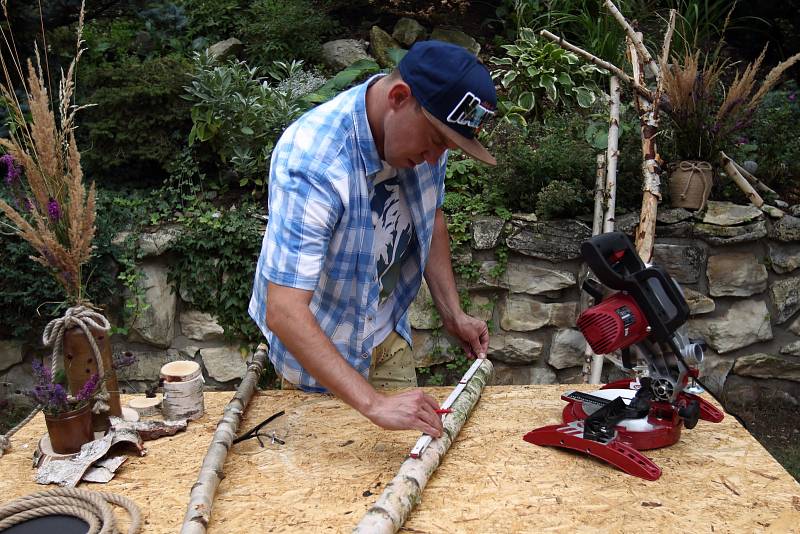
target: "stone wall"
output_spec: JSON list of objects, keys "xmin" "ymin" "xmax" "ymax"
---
[{"xmin": 2, "ymin": 201, "xmax": 800, "ymax": 416}]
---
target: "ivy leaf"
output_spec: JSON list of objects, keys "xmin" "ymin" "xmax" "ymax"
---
[{"xmin": 240, "ymin": 126, "xmax": 255, "ymax": 135}]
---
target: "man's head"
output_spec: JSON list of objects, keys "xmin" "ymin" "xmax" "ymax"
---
[
  {"xmin": 399, "ymin": 40, "xmax": 497, "ymax": 165},
  {"xmin": 372, "ymin": 40, "xmax": 497, "ymax": 169}
]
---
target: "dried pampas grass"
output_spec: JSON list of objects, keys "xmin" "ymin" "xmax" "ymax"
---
[{"xmin": 0, "ymin": 2, "xmax": 96, "ymax": 303}]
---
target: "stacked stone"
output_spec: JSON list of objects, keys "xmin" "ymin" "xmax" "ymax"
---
[{"xmin": 408, "ymin": 202, "xmax": 800, "ymax": 412}]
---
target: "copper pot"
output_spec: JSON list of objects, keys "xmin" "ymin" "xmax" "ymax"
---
[{"xmin": 44, "ymin": 403, "xmax": 93, "ymax": 454}]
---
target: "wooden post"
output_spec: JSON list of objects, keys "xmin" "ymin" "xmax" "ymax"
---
[
  {"xmin": 604, "ymin": 76, "xmax": 621, "ymax": 234},
  {"xmin": 582, "ymin": 153, "xmax": 607, "ymax": 383},
  {"xmin": 180, "ymin": 344, "xmax": 268, "ymax": 534}
]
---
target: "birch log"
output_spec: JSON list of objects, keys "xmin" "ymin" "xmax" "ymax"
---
[
  {"xmin": 629, "ymin": 37, "xmax": 662, "ymax": 264},
  {"xmin": 604, "ymin": 75, "xmax": 621, "ymax": 235},
  {"xmin": 353, "ymin": 359, "xmax": 494, "ymax": 533},
  {"xmin": 582, "ymin": 154, "xmax": 607, "ymax": 383},
  {"xmin": 720, "ymin": 151, "xmax": 764, "ymax": 207},
  {"xmin": 180, "ymin": 344, "xmax": 268, "ymax": 534},
  {"xmin": 731, "ymin": 158, "xmax": 779, "ymax": 198},
  {"xmin": 604, "ymin": 0, "xmax": 659, "ymax": 78}
]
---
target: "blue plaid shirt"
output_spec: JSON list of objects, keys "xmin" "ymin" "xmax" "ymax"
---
[{"xmin": 248, "ymin": 76, "xmax": 447, "ymax": 392}]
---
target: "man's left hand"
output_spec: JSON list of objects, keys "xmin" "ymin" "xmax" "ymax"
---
[{"xmin": 443, "ymin": 313, "xmax": 489, "ymax": 359}]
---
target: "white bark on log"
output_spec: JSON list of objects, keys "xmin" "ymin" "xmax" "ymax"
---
[
  {"xmin": 604, "ymin": 0, "xmax": 659, "ymax": 78},
  {"xmin": 604, "ymin": 76, "xmax": 621, "ymax": 234},
  {"xmin": 180, "ymin": 344, "xmax": 268, "ymax": 534},
  {"xmin": 629, "ymin": 37, "xmax": 661, "ymax": 264},
  {"xmin": 720, "ymin": 152, "xmax": 764, "ymax": 207},
  {"xmin": 731, "ymin": 159, "xmax": 779, "ymax": 197},
  {"xmin": 583, "ymin": 153, "xmax": 607, "ymax": 383},
  {"xmin": 353, "ymin": 359, "xmax": 494, "ymax": 533}
]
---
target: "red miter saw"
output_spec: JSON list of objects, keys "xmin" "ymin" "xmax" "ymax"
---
[{"xmin": 524, "ymin": 231, "xmax": 724, "ymax": 481}]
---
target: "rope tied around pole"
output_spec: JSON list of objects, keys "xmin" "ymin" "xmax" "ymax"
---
[
  {"xmin": 42, "ymin": 305, "xmax": 112, "ymax": 415},
  {"xmin": 0, "ymin": 487, "xmax": 142, "ymax": 534}
]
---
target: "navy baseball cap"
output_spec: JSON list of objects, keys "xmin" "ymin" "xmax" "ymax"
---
[{"xmin": 398, "ymin": 40, "xmax": 497, "ymax": 165}]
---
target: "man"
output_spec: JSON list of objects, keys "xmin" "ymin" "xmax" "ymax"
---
[{"xmin": 249, "ymin": 41, "xmax": 496, "ymax": 439}]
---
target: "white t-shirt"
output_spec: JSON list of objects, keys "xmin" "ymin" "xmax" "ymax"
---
[{"xmin": 369, "ymin": 162, "xmax": 415, "ymax": 348}]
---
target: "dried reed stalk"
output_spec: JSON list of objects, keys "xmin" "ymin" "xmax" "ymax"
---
[{"xmin": 0, "ymin": 2, "xmax": 96, "ymax": 304}]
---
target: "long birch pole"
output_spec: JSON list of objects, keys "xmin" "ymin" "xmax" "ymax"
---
[
  {"xmin": 353, "ymin": 359, "xmax": 494, "ymax": 533},
  {"xmin": 604, "ymin": 0, "xmax": 660, "ymax": 78},
  {"xmin": 180, "ymin": 344, "xmax": 268, "ymax": 533},
  {"xmin": 628, "ymin": 35, "xmax": 662, "ymax": 264},
  {"xmin": 581, "ymin": 153, "xmax": 607, "ymax": 384}
]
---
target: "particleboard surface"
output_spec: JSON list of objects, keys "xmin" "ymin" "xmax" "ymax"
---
[{"xmin": 1, "ymin": 387, "xmax": 798, "ymax": 533}]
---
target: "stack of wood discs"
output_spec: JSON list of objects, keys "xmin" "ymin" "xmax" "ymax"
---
[{"xmin": 160, "ymin": 361, "xmax": 205, "ymax": 421}]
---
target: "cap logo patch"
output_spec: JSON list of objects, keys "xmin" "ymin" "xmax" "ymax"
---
[{"xmin": 446, "ymin": 91, "xmax": 495, "ymax": 134}]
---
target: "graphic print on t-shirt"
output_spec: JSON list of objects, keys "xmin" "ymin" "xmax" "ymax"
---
[{"xmin": 371, "ymin": 166, "xmax": 413, "ymax": 303}]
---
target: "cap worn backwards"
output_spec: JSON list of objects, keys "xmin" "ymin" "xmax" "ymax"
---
[{"xmin": 398, "ymin": 40, "xmax": 498, "ymax": 165}]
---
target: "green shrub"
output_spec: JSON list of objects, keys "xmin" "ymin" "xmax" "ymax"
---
[
  {"xmin": 168, "ymin": 205, "xmax": 265, "ymax": 343},
  {"xmin": 76, "ymin": 53, "xmax": 193, "ymax": 183},
  {"xmin": 735, "ymin": 84, "xmax": 800, "ymax": 200},
  {"xmin": 535, "ymin": 179, "xmax": 591, "ymax": 219},
  {"xmin": 184, "ymin": 53, "xmax": 316, "ymax": 190},
  {"xmin": 240, "ymin": 0, "xmax": 337, "ymax": 66},
  {"xmin": 490, "ymin": 27, "xmax": 606, "ymax": 126}
]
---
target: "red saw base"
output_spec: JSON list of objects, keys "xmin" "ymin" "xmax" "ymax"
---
[{"xmin": 523, "ymin": 380, "xmax": 724, "ymax": 481}]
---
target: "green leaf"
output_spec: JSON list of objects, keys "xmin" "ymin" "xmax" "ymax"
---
[
  {"xmin": 517, "ymin": 91, "xmax": 535, "ymax": 111},
  {"xmin": 501, "ymin": 70, "xmax": 518, "ymax": 88},
  {"xmin": 240, "ymin": 126, "xmax": 255, "ymax": 135},
  {"xmin": 557, "ymin": 72, "xmax": 574, "ymax": 87},
  {"xmin": 540, "ymin": 74, "xmax": 557, "ymax": 101},
  {"xmin": 574, "ymin": 86, "xmax": 596, "ymax": 108}
]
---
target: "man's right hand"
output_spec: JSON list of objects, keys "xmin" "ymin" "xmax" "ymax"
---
[{"xmin": 363, "ymin": 389, "xmax": 444, "ymax": 438}]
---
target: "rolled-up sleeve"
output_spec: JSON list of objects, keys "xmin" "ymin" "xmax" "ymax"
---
[{"xmin": 263, "ymin": 167, "xmax": 342, "ymax": 290}]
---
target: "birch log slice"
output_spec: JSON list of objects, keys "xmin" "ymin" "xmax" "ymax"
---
[
  {"xmin": 161, "ymin": 361, "xmax": 204, "ymax": 421},
  {"xmin": 353, "ymin": 358, "xmax": 494, "ymax": 534},
  {"xmin": 128, "ymin": 397, "xmax": 162, "ymax": 417}
]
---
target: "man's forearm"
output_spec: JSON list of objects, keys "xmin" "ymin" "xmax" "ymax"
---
[{"xmin": 266, "ymin": 283, "xmax": 378, "ymax": 414}]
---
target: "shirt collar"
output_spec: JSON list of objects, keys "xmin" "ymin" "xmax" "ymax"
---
[{"xmin": 354, "ymin": 74, "xmax": 386, "ymax": 177}]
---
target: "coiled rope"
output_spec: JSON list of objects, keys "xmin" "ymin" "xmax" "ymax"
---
[{"xmin": 0, "ymin": 487, "xmax": 141, "ymax": 533}]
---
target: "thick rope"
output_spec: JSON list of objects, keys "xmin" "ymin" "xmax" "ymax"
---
[
  {"xmin": 42, "ymin": 305, "xmax": 111, "ymax": 414},
  {"xmin": 0, "ymin": 306, "xmax": 112, "ymax": 456},
  {"xmin": 0, "ymin": 487, "xmax": 141, "ymax": 534},
  {"xmin": 0, "ymin": 404, "xmax": 41, "ymax": 457}
]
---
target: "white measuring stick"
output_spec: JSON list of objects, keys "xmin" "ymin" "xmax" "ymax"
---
[{"xmin": 409, "ymin": 358, "xmax": 485, "ymax": 458}]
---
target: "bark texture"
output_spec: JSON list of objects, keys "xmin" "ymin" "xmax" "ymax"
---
[
  {"xmin": 353, "ymin": 359, "xmax": 494, "ymax": 533},
  {"xmin": 180, "ymin": 344, "xmax": 268, "ymax": 534}
]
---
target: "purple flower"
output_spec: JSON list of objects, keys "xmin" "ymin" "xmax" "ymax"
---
[
  {"xmin": 1, "ymin": 154, "xmax": 20, "ymax": 186},
  {"xmin": 32, "ymin": 359, "xmax": 53, "ymax": 384},
  {"xmin": 47, "ymin": 198, "xmax": 61, "ymax": 221},
  {"xmin": 76, "ymin": 373, "xmax": 100, "ymax": 402},
  {"xmin": 736, "ymin": 136, "xmax": 749, "ymax": 145},
  {"xmin": 789, "ymin": 92, "xmax": 797, "ymax": 103}
]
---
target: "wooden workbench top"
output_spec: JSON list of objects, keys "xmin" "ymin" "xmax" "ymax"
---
[{"xmin": 1, "ymin": 387, "xmax": 798, "ymax": 533}]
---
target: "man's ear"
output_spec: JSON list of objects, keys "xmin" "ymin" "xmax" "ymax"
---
[{"xmin": 386, "ymin": 81, "xmax": 413, "ymax": 110}]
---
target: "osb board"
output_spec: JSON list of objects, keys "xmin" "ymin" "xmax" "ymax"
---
[{"xmin": 1, "ymin": 387, "xmax": 799, "ymax": 534}]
